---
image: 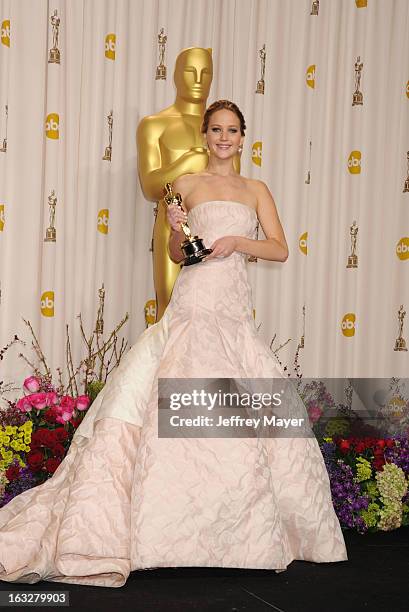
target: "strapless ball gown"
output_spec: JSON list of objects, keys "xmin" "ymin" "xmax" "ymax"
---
[{"xmin": 0, "ymin": 201, "xmax": 348, "ymax": 587}]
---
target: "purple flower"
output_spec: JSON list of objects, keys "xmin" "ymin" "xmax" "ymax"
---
[{"xmin": 0, "ymin": 459, "xmax": 37, "ymax": 508}]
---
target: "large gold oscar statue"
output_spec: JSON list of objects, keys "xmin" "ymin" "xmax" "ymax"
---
[{"xmin": 137, "ymin": 47, "xmax": 213, "ymax": 322}]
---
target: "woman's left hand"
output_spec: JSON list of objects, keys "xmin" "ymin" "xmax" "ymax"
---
[{"xmin": 204, "ymin": 236, "xmax": 238, "ymax": 260}]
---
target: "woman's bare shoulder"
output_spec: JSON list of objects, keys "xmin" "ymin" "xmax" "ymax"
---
[
  {"xmin": 173, "ymin": 172, "xmax": 205, "ymax": 196},
  {"xmin": 242, "ymin": 176, "xmax": 272, "ymax": 196}
]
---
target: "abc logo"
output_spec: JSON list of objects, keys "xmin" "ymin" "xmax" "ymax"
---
[
  {"xmin": 41, "ymin": 291, "xmax": 55, "ymax": 317},
  {"xmin": 144, "ymin": 299, "xmax": 156, "ymax": 326},
  {"xmin": 306, "ymin": 65, "xmax": 315, "ymax": 89},
  {"xmin": 105, "ymin": 33, "xmax": 116, "ymax": 60},
  {"xmin": 252, "ymin": 141, "xmax": 262, "ymax": 166},
  {"xmin": 348, "ymin": 151, "xmax": 361, "ymax": 174},
  {"xmin": 97, "ymin": 209, "xmax": 109, "ymax": 234},
  {"xmin": 396, "ymin": 237, "xmax": 409, "ymax": 260},
  {"xmin": 406, "ymin": 81, "xmax": 409, "ymax": 99},
  {"xmin": 341, "ymin": 313, "xmax": 356, "ymax": 337},
  {"xmin": 0, "ymin": 204, "xmax": 4, "ymax": 231},
  {"xmin": 386, "ymin": 396, "xmax": 406, "ymax": 418},
  {"xmin": 299, "ymin": 231, "xmax": 308, "ymax": 255},
  {"xmin": 45, "ymin": 113, "xmax": 59, "ymax": 139},
  {"xmin": 1, "ymin": 20, "xmax": 10, "ymax": 47},
  {"xmin": 355, "ymin": 0, "xmax": 367, "ymax": 7}
]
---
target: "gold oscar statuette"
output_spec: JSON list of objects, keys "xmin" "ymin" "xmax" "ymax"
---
[
  {"xmin": 352, "ymin": 56, "xmax": 363, "ymax": 106},
  {"xmin": 48, "ymin": 9, "xmax": 61, "ymax": 64},
  {"xmin": 44, "ymin": 190, "xmax": 57, "ymax": 242},
  {"xmin": 394, "ymin": 305, "xmax": 408, "ymax": 352},
  {"xmin": 102, "ymin": 110, "xmax": 113, "ymax": 161},
  {"xmin": 255, "ymin": 44, "xmax": 266, "ymax": 94},
  {"xmin": 403, "ymin": 151, "xmax": 409, "ymax": 193},
  {"xmin": 0, "ymin": 104, "xmax": 7, "ymax": 153},
  {"xmin": 164, "ymin": 183, "xmax": 212, "ymax": 265},
  {"xmin": 310, "ymin": 1, "xmax": 319, "ymax": 16},
  {"xmin": 156, "ymin": 28, "xmax": 167, "ymax": 80},
  {"xmin": 346, "ymin": 220, "xmax": 358, "ymax": 268}
]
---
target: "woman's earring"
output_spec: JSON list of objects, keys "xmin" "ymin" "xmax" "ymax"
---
[{"xmin": 238, "ymin": 145, "xmax": 243, "ymax": 153}]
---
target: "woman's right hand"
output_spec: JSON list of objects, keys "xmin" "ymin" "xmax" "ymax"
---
[{"xmin": 167, "ymin": 203, "xmax": 188, "ymax": 232}]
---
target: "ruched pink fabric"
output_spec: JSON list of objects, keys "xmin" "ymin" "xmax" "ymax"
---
[{"xmin": 0, "ymin": 201, "xmax": 348, "ymax": 587}]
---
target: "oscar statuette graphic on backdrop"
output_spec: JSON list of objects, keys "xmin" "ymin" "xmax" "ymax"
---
[
  {"xmin": 0, "ymin": 104, "xmax": 8, "ymax": 153},
  {"xmin": 346, "ymin": 221, "xmax": 358, "ymax": 269},
  {"xmin": 156, "ymin": 28, "xmax": 167, "ymax": 80},
  {"xmin": 255, "ymin": 44, "xmax": 265, "ymax": 94},
  {"xmin": 102, "ymin": 111, "xmax": 113, "ymax": 161},
  {"xmin": 403, "ymin": 152, "xmax": 409, "ymax": 193},
  {"xmin": 352, "ymin": 56, "xmax": 363, "ymax": 106},
  {"xmin": 44, "ymin": 190, "xmax": 57, "ymax": 242},
  {"xmin": 48, "ymin": 9, "xmax": 61, "ymax": 64},
  {"xmin": 394, "ymin": 305, "xmax": 408, "ymax": 352}
]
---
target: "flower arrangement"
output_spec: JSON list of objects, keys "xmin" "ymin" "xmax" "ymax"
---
[
  {"xmin": 0, "ymin": 287, "xmax": 129, "ymax": 508},
  {"xmin": 268, "ymin": 337, "xmax": 409, "ymax": 534},
  {"xmin": 0, "ymin": 374, "xmax": 90, "ymax": 507},
  {"xmin": 320, "ymin": 435, "xmax": 409, "ymax": 533},
  {"xmin": 299, "ymin": 380, "xmax": 409, "ymax": 533}
]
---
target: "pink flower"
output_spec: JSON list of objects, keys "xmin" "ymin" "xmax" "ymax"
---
[
  {"xmin": 46, "ymin": 391, "xmax": 59, "ymax": 405},
  {"xmin": 55, "ymin": 412, "xmax": 72, "ymax": 424},
  {"xmin": 16, "ymin": 396, "xmax": 32, "ymax": 412},
  {"xmin": 27, "ymin": 392, "xmax": 49, "ymax": 410},
  {"xmin": 307, "ymin": 403, "xmax": 323, "ymax": 423},
  {"xmin": 76, "ymin": 395, "xmax": 90, "ymax": 411},
  {"xmin": 59, "ymin": 396, "xmax": 76, "ymax": 412},
  {"xmin": 23, "ymin": 376, "xmax": 41, "ymax": 392}
]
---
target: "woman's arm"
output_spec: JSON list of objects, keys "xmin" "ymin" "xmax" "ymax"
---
[
  {"xmin": 206, "ymin": 180, "xmax": 289, "ymax": 263},
  {"xmin": 240, "ymin": 180, "xmax": 288, "ymax": 262},
  {"xmin": 168, "ymin": 227, "xmax": 186, "ymax": 263},
  {"xmin": 167, "ymin": 175, "xmax": 190, "ymax": 263}
]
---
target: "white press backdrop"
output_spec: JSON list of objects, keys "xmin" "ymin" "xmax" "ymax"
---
[{"xmin": 0, "ymin": 0, "xmax": 408, "ymax": 390}]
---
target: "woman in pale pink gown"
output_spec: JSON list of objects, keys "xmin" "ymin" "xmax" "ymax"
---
[{"xmin": 0, "ymin": 100, "xmax": 347, "ymax": 588}]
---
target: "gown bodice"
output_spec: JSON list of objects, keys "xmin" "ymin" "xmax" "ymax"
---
[
  {"xmin": 169, "ymin": 201, "xmax": 258, "ymax": 324},
  {"xmin": 186, "ymin": 199, "xmax": 258, "ymax": 245}
]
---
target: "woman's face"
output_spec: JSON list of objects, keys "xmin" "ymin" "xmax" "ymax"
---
[{"xmin": 205, "ymin": 109, "xmax": 244, "ymax": 159}]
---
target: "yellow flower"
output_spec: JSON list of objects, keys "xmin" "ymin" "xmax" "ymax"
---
[
  {"xmin": 2, "ymin": 436, "xmax": 10, "ymax": 445},
  {"xmin": 5, "ymin": 426, "xmax": 14, "ymax": 435},
  {"xmin": 325, "ymin": 418, "xmax": 349, "ymax": 437},
  {"xmin": 355, "ymin": 457, "xmax": 372, "ymax": 483},
  {"xmin": 361, "ymin": 508, "xmax": 378, "ymax": 528}
]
